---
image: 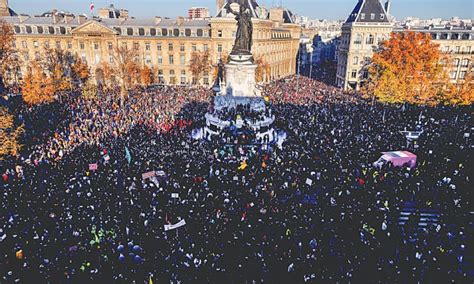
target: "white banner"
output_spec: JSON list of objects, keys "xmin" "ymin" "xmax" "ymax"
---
[{"xmin": 164, "ymin": 219, "xmax": 186, "ymax": 231}]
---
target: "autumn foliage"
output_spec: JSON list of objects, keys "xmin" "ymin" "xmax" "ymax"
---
[
  {"xmin": 0, "ymin": 107, "xmax": 24, "ymax": 160},
  {"xmin": 0, "ymin": 19, "xmax": 20, "ymax": 87},
  {"xmin": 255, "ymin": 57, "xmax": 270, "ymax": 83},
  {"xmin": 21, "ymin": 61, "xmax": 55, "ymax": 106},
  {"xmin": 365, "ymin": 31, "xmax": 472, "ymax": 105},
  {"xmin": 190, "ymin": 51, "xmax": 210, "ymax": 84}
]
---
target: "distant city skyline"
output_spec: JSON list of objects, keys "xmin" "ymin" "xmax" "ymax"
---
[{"xmin": 8, "ymin": 0, "xmax": 473, "ymax": 20}]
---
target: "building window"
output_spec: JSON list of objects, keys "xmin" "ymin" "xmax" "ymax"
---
[
  {"xmin": 169, "ymin": 55, "xmax": 174, "ymax": 64},
  {"xmin": 55, "ymin": 41, "xmax": 61, "ymax": 49},
  {"xmin": 26, "ymin": 26, "xmax": 32, "ymax": 33},
  {"xmin": 44, "ymin": 41, "xmax": 50, "ymax": 48},
  {"xmin": 22, "ymin": 41, "xmax": 27, "ymax": 48},
  {"xmin": 370, "ymin": 13, "xmax": 375, "ymax": 20},
  {"xmin": 81, "ymin": 53, "xmax": 86, "ymax": 62},
  {"xmin": 169, "ymin": 43, "xmax": 174, "ymax": 51},
  {"xmin": 180, "ymin": 55, "xmax": 185, "ymax": 65},
  {"xmin": 442, "ymin": 46, "xmax": 450, "ymax": 53},
  {"xmin": 204, "ymin": 44, "xmax": 208, "ymax": 51},
  {"xmin": 134, "ymin": 43, "xmax": 139, "ymax": 50},
  {"xmin": 150, "ymin": 28, "xmax": 156, "ymax": 36},
  {"xmin": 192, "ymin": 43, "xmax": 197, "ymax": 52},
  {"xmin": 37, "ymin": 26, "xmax": 44, "ymax": 34},
  {"xmin": 354, "ymin": 34, "xmax": 362, "ymax": 45},
  {"xmin": 108, "ymin": 42, "xmax": 113, "ymax": 50},
  {"xmin": 95, "ymin": 54, "xmax": 100, "ymax": 64},
  {"xmin": 197, "ymin": 29, "xmax": 203, "ymax": 37},
  {"xmin": 366, "ymin": 34, "xmax": 374, "ymax": 45},
  {"xmin": 145, "ymin": 43, "xmax": 151, "ymax": 51},
  {"xmin": 94, "ymin": 43, "xmax": 99, "ymax": 50},
  {"xmin": 459, "ymin": 71, "xmax": 467, "ymax": 79},
  {"xmin": 360, "ymin": 13, "xmax": 365, "ymax": 20},
  {"xmin": 351, "ymin": 69, "xmax": 357, "ymax": 78},
  {"xmin": 180, "ymin": 43, "xmax": 185, "ymax": 52},
  {"xmin": 461, "ymin": 59, "xmax": 469, "ymax": 67},
  {"xmin": 218, "ymin": 30, "xmax": 223, "ymax": 37},
  {"xmin": 466, "ymin": 46, "xmax": 471, "ymax": 53},
  {"xmin": 139, "ymin": 28, "xmax": 145, "ymax": 36},
  {"xmin": 158, "ymin": 56, "xmax": 163, "ymax": 64},
  {"xmin": 157, "ymin": 43, "xmax": 162, "ymax": 51},
  {"xmin": 455, "ymin": 46, "xmax": 461, "ymax": 53},
  {"xmin": 109, "ymin": 55, "xmax": 114, "ymax": 63},
  {"xmin": 449, "ymin": 71, "xmax": 457, "ymax": 79},
  {"xmin": 173, "ymin": 29, "xmax": 180, "ymax": 37},
  {"xmin": 218, "ymin": 44, "xmax": 223, "ymax": 53},
  {"xmin": 146, "ymin": 55, "xmax": 152, "ymax": 64},
  {"xmin": 35, "ymin": 51, "xmax": 40, "ymax": 60},
  {"xmin": 380, "ymin": 14, "xmax": 385, "ymax": 20},
  {"xmin": 33, "ymin": 41, "xmax": 39, "ymax": 48},
  {"xmin": 353, "ymin": 56, "xmax": 358, "ymax": 65},
  {"xmin": 127, "ymin": 28, "xmax": 133, "ymax": 36},
  {"xmin": 162, "ymin": 29, "xmax": 168, "ymax": 36},
  {"xmin": 80, "ymin": 42, "xmax": 85, "ymax": 49},
  {"xmin": 185, "ymin": 29, "xmax": 191, "ymax": 37}
]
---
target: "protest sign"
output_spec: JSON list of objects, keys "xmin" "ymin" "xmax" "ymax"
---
[
  {"xmin": 306, "ymin": 178, "xmax": 313, "ymax": 186},
  {"xmin": 164, "ymin": 219, "xmax": 186, "ymax": 231},
  {"xmin": 171, "ymin": 193, "xmax": 179, "ymax": 199},
  {"xmin": 142, "ymin": 171, "xmax": 156, "ymax": 180},
  {"xmin": 89, "ymin": 164, "xmax": 98, "ymax": 171}
]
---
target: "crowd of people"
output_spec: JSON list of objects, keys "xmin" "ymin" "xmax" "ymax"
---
[{"xmin": 1, "ymin": 76, "xmax": 472, "ymax": 283}]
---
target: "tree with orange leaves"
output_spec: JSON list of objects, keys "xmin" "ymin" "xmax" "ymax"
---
[
  {"xmin": 255, "ymin": 57, "xmax": 270, "ymax": 83},
  {"xmin": 72, "ymin": 57, "xmax": 90, "ymax": 86},
  {"xmin": 445, "ymin": 67, "xmax": 474, "ymax": 105},
  {"xmin": 190, "ymin": 51, "xmax": 210, "ymax": 84},
  {"xmin": 0, "ymin": 107, "xmax": 24, "ymax": 160},
  {"xmin": 21, "ymin": 61, "xmax": 55, "ymax": 106},
  {"xmin": 140, "ymin": 65, "xmax": 154, "ymax": 87},
  {"xmin": 0, "ymin": 19, "xmax": 20, "ymax": 88},
  {"xmin": 366, "ymin": 31, "xmax": 450, "ymax": 105}
]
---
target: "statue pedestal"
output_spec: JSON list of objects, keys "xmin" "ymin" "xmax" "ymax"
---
[{"xmin": 224, "ymin": 54, "xmax": 260, "ymax": 97}]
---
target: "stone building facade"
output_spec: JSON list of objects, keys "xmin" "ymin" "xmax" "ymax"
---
[
  {"xmin": 337, "ymin": 0, "xmax": 473, "ymax": 91},
  {"xmin": 1, "ymin": 0, "xmax": 300, "ymax": 86}
]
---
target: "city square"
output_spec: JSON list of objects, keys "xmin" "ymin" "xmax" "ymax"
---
[{"xmin": 0, "ymin": 0, "xmax": 472, "ymax": 283}]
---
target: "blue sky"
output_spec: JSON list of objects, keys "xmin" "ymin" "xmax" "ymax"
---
[{"xmin": 9, "ymin": 0, "xmax": 474, "ymax": 20}]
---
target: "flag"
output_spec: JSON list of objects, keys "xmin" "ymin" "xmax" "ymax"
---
[
  {"xmin": 125, "ymin": 147, "xmax": 132, "ymax": 165},
  {"xmin": 237, "ymin": 160, "xmax": 248, "ymax": 171},
  {"xmin": 149, "ymin": 276, "xmax": 153, "ymax": 284},
  {"xmin": 90, "ymin": 3, "xmax": 95, "ymax": 11}
]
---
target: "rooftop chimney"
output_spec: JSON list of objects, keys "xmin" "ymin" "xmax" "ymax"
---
[
  {"xmin": 155, "ymin": 16, "xmax": 162, "ymax": 25},
  {"xmin": 77, "ymin": 14, "xmax": 87, "ymax": 25}
]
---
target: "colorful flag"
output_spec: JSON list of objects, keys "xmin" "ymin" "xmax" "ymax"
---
[
  {"xmin": 125, "ymin": 147, "xmax": 132, "ymax": 165},
  {"xmin": 90, "ymin": 3, "xmax": 95, "ymax": 11}
]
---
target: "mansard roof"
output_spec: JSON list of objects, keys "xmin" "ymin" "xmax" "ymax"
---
[
  {"xmin": 346, "ymin": 0, "xmax": 390, "ymax": 24},
  {"xmin": 216, "ymin": 0, "xmax": 260, "ymax": 18}
]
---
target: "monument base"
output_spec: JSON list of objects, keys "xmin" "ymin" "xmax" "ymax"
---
[{"xmin": 223, "ymin": 54, "xmax": 260, "ymax": 98}]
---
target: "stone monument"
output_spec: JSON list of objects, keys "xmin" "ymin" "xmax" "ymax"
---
[{"xmin": 194, "ymin": 0, "xmax": 286, "ymax": 148}]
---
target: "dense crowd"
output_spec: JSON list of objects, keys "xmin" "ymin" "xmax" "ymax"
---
[{"xmin": 1, "ymin": 76, "xmax": 472, "ymax": 283}]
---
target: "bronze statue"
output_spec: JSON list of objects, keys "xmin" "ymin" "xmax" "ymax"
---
[{"xmin": 229, "ymin": 0, "xmax": 253, "ymax": 55}]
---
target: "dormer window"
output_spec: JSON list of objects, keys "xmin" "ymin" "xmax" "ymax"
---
[
  {"xmin": 360, "ymin": 13, "xmax": 365, "ymax": 20},
  {"xmin": 380, "ymin": 14, "xmax": 385, "ymax": 20},
  {"xmin": 370, "ymin": 13, "xmax": 375, "ymax": 20}
]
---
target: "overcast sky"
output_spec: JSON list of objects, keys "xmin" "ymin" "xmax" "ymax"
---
[{"xmin": 9, "ymin": 0, "xmax": 474, "ymax": 20}]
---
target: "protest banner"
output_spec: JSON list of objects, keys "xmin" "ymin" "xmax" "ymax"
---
[
  {"xmin": 164, "ymin": 219, "xmax": 186, "ymax": 231},
  {"xmin": 142, "ymin": 171, "xmax": 156, "ymax": 180},
  {"xmin": 89, "ymin": 164, "xmax": 98, "ymax": 171}
]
